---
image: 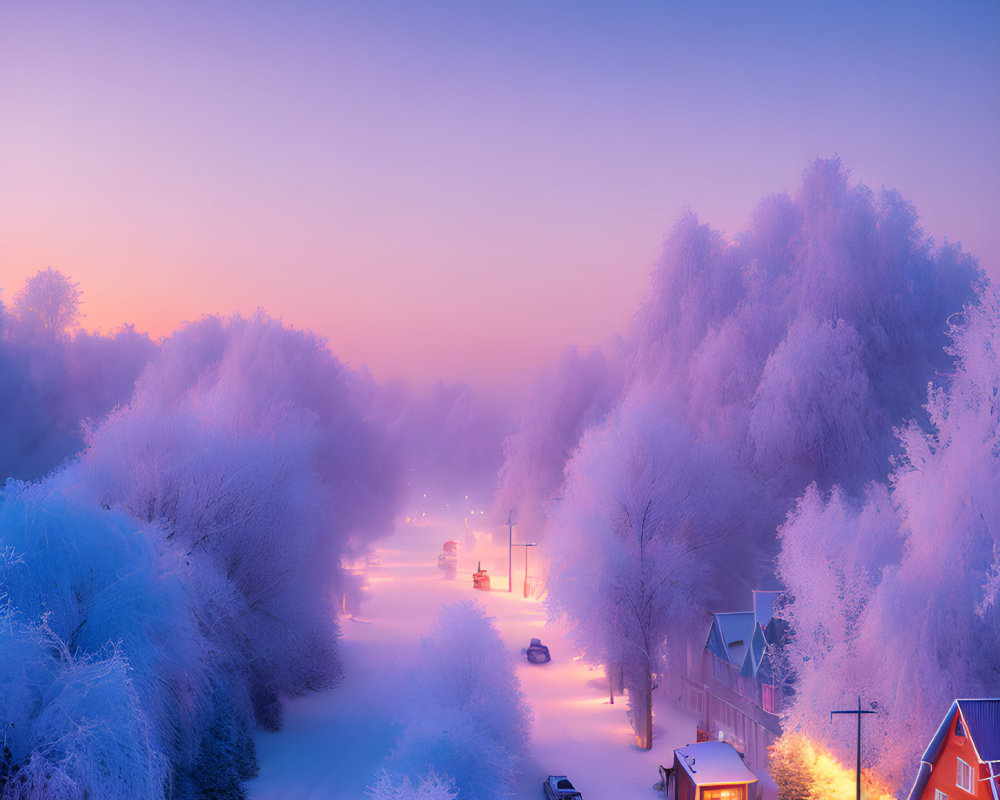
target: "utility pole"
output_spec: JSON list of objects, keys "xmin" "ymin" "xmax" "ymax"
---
[
  {"xmin": 512, "ymin": 542, "xmax": 536, "ymax": 597},
  {"xmin": 506, "ymin": 510, "xmax": 515, "ymax": 592},
  {"xmin": 831, "ymin": 696, "xmax": 876, "ymax": 800}
]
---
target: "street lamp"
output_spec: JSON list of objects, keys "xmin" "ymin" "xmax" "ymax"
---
[{"xmin": 512, "ymin": 542, "xmax": 537, "ymax": 598}]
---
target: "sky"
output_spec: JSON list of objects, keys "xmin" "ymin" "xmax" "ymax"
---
[{"xmin": 1, "ymin": 0, "xmax": 997, "ymax": 400}]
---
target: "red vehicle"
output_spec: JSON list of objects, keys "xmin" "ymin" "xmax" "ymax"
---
[{"xmin": 473, "ymin": 562, "xmax": 490, "ymax": 590}]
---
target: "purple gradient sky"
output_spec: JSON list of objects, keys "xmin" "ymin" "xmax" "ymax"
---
[{"xmin": 1, "ymin": 1, "xmax": 997, "ymax": 401}]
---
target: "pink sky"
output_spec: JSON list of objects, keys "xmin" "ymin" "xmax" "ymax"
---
[{"xmin": 1, "ymin": 1, "xmax": 997, "ymax": 399}]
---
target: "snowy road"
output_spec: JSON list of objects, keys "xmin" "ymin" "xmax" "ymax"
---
[{"xmin": 249, "ymin": 515, "xmax": 700, "ymax": 799}]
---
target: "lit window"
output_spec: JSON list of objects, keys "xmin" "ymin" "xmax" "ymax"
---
[
  {"xmin": 936, "ymin": 790, "xmax": 949, "ymax": 800},
  {"xmin": 957, "ymin": 758, "xmax": 974, "ymax": 793},
  {"xmin": 703, "ymin": 788, "xmax": 745, "ymax": 800}
]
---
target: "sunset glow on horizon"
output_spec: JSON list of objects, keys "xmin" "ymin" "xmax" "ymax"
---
[{"xmin": 2, "ymin": 0, "xmax": 997, "ymax": 398}]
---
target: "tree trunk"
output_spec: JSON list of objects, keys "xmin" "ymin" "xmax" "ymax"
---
[{"xmin": 643, "ymin": 667, "xmax": 653, "ymax": 750}]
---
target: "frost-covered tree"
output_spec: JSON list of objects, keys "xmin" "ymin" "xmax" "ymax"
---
[
  {"xmin": 492, "ymin": 344, "xmax": 623, "ymax": 539},
  {"xmin": 777, "ymin": 287, "xmax": 1000, "ymax": 791},
  {"xmin": 0, "ymin": 478, "xmax": 254, "ymax": 799},
  {"xmin": 0, "ymin": 270, "xmax": 155, "ymax": 481},
  {"xmin": 496, "ymin": 160, "xmax": 980, "ymax": 558},
  {"xmin": 366, "ymin": 769, "xmax": 458, "ymax": 800},
  {"xmin": 76, "ymin": 312, "xmax": 402, "ymax": 728},
  {"xmin": 546, "ymin": 394, "xmax": 755, "ymax": 748},
  {"xmin": 386, "ymin": 601, "xmax": 530, "ymax": 799},
  {"xmin": 10, "ymin": 267, "xmax": 82, "ymax": 342},
  {"xmin": 369, "ymin": 378, "xmax": 510, "ymax": 508}
]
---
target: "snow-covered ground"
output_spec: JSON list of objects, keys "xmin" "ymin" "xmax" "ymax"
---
[{"xmin": 249, "ymin": 514, "xmax": 770, "ymax": 799}]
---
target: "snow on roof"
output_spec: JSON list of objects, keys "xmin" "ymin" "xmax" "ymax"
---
[
  {"xmin": 711, "ymin": 612, "xmax": 755, "ymax": 667},
  {"xmin": 675, "ymin": 740, "xmax": 758, "ymax": 786}
]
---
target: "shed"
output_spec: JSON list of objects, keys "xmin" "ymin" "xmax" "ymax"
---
[{"xmin": 668, "ymin": 740, "xmax": 760, "ymax": 800}]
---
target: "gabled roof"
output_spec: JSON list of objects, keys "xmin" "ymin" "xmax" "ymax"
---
[
  {"xmin": 906, "ymin": 699, "xmax": 1000, "ymax": 800},
  {"xmin": 740, "ymin": 623, "xmax": 771, "ymax": 682},
  {"xmin": 706, "ymin": 612, "xmax": 755, "ymax": 667},
  {"xmin": 705, "ymin": 590, "xmax": 787, "ymax": 683}
]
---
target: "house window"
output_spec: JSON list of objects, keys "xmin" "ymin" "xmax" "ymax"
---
[
  {"xmin": 956, "ymin": 715, "xmax": 967, "ymax": 737},
  {"xmin": 957, "ymin": 757, "xmax": 974, "ymax": 793},
  {"xmin": 703, "ymin": 787, "xmax": 746, "ymax": 800},
  {"xmin": 936, "ymin": 790, "xmax": 949, "ymax": 800}
]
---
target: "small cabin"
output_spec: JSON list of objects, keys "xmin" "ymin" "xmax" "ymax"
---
[
  {"xmin": 665, "ymin": 740, "xmax": 760, "ymax": 800},
  {"xmin": 906, "ymin": 698, "xmax": 1000, "ymax": 800}
]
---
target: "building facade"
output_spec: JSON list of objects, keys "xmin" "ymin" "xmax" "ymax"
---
[
  {"xmin": 906, "ymin": 699, "xmax": 1000, "ymax": 800},
  {"xmin": 675, "ymin": 590, "xmax": 783, "ymax": 772}
]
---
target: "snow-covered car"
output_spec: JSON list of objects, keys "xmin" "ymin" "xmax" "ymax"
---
[
  {"xmin": 526, "ymin": 638, "xmax": 551, "ymax": 664},
  {"xmin": 543, "ymin": 775, "xmax": 582, "ymax": 799}
]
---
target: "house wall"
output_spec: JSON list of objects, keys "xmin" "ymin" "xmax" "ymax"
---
[
  {"xmin": 920, "ymin": 710, "xmax": 996, "ymax": 800},
  {"xmin": 675, "ymin": 649, "xmax": 780, "ymax": 772}
]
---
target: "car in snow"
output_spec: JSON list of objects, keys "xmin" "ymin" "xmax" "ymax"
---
[
  {"xmin": 543, "ymin": 775, "xmax": 582, "ymax": 799},
  {"xmin": 526, "ymin": 638, "xmax": 551, "ymax": 664}
]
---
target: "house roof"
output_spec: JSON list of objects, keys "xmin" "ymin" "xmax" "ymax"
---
[
  {"xmin": 959, "ymin": 699, "xmax": 1000, "ymax": 762},
  {"xmin": 906, "ymin": 699, "xmax": 1000, "ymax": 800},
  {"xmin": 705, "ymin": 590, "xmax": 787, "ymax": 681},
  {"xmin": 674, "ymin": 740, "xmax": 758, "ymax": 787},
  {"xmin": 706, "ymin": 612, "xmax": 755, "ymax": 667},
  {"xmin": 740, "ymin": 623, "xmax": 771, "ymax": 682},
  {"xmin": 752, "ymin": 589, "xmax": 780, "ymax": 629}
]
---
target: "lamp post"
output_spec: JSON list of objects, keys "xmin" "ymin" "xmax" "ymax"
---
[{"xmin": 512, "ymin": 542, "xmax": 536, "ymax": 597}]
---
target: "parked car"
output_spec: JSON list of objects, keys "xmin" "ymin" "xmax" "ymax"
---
[
  {"xmin": 526, "ymin": 638, "xmax": 551, "ymax": 664},
  {"xmin": 543, "ymin": 775, "xmax": 582, "ymax": 799}
]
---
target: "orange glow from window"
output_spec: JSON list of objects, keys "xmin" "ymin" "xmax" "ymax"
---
[{"xmin": 702, "ymin": 786, "xmax": 745, "ymax": 800}]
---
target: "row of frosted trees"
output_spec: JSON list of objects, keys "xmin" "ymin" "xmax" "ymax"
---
[
  {"xmin": 0, "ymin": 289, "xmax": 403, "ymax": 797},
  {"xmin": 0, "ymin": 271, "xmax": 523, "ymax": 799},
  {"xmin": 494, "ymin": 160, "xmax": 998, "ymax": 792}
]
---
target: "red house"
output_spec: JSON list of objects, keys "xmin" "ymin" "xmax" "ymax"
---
[{"xmin": 906, "ymin": 699, "xmax": 1000, "ymax": 800}]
